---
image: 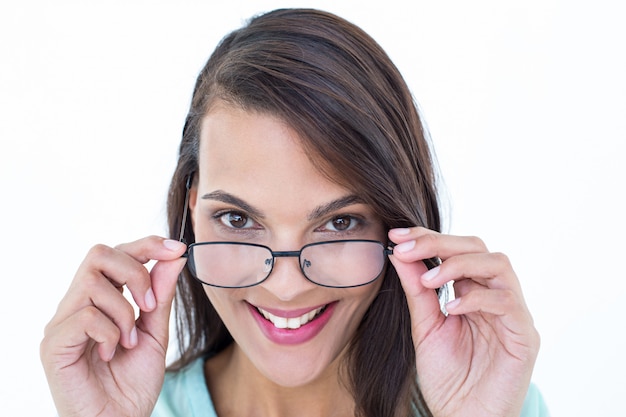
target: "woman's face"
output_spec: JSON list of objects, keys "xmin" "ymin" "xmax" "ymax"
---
[{"xmin": 189, "ymin": 101, "xmax": 386, "ymax": 387}]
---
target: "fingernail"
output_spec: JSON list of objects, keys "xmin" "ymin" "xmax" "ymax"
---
[
  {"xmin": 145, "ymin": 288, "xmax": 157, "ymax": 310},
  {"xmin": 129, "ymin": 326, "xmax": 138, "ymax": 347},
  {"xmin": 108, "ymin": 347, "xmax": 116, "ymax": 362},
  {"xmin": 446, "ymin": 298, "xmax": 461, "ymax": 310},
  {"xmin": 421, "ymin": 265, "xmax": 440, "ymax": 282},
  {"xmin": 394, "ymin": 240, "xmax": 415, "ymax": 253},
  {"xmin": 390, "ymin": 228, "xmax": 411, "ymax": 235},
  {"xmin": 163, "ymin": 239, "xmax": 185, "ymax": 251}
]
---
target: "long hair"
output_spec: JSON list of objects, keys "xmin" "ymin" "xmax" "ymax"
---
[{"xmin": 166, "ymin": 9, "xmax": 440, "ymax": 417}]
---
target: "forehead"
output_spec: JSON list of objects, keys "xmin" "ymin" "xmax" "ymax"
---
[
  {"xmin": 196, "ymin": 103, "xmax": 354, "ymax": 213},
  {"xmin": 199, "ymin": 104, "xmax": 299, "ymax": 174}
]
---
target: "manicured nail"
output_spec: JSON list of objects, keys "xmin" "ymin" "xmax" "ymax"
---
[
  {"xmin": 421, "ymin": 265, "xmax": 440, "ymax": 282},
  {"xmin": 129, "ymin": 326, "xmax": 138, "ymax": 347},
  {"xmin": 394, "ymin": 240, "xmax": 416, "ymax": 253},
  {"xmin": 163, "ymin": 239, "xmax": 185, "ymax": 251},
  {"xmin": 108, "ymin": 347, "xmax": 116, "ymax": 362},
  {"xmin": 445, "ymin": 298, "xmax": 461, "ymax": 310},
  {"xmin": 390, "ymin": 228, "xmax": 411, "ymax": 235},
  {"xmin": 145, "ymin": 288, "xmax": 157, "ymax": 310}
]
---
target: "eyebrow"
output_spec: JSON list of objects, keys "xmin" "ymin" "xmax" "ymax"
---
[
  {"xmin": 201, "ymin": 190, "xmax": 364, "ymax": 221},
  {"xmin": 202, "ymin": 190, "xmax": 266, "ymax": 219},
  {"xmin": 307, "ymin": 194, "xmax": 364, "ymax": 221}
]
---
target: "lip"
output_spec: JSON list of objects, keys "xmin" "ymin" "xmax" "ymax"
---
[{"xmin": 248, "ymin": 301, "xmax": 337, "ymax": 346}]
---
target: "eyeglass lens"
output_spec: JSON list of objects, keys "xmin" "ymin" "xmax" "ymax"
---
[{"xmin": 188, "ymin": 240, "xmax": 387, "ymax": 288}]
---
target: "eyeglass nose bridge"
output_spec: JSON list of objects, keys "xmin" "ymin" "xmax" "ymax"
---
[
  {"xmin": 271, "ymin": 250, "xmax": 302, "ymax": 258},
  {"xmin": 263, "ymin": 249, "xmax": 309, "ymax": 278},
  {"xmin": 265, "ymin": 250, "xmax": 303, "ymax": 268}
]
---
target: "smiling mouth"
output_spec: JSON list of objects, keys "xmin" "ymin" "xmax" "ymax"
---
[{"xmin": 256, "ymin": 305, "xmax": 327, "ymax": 330}]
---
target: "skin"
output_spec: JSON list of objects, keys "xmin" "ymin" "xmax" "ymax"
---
[
  {"xmin": 40, "ymin": 236, "xmax": 187, "ymax": 416},
  {"xmin": 189, "ymin": 102, "xmax": 385, "ymax": 416},
  {"xmin": 389, "ymin": 229, "xmax": 540, "ymax": 417},
  {"xmin": 40, "ymin": 101, "xmax": 540, "ymax": 417}
]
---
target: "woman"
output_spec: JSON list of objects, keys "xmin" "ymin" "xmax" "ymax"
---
[{"xmin": 41, "ymin": 8, "xmax": 548, "ymax": 417}]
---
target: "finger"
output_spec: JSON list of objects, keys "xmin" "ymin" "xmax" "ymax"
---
[
  {"xmin": 444, "ymin": 287, "xmax": 538, "ymax": 347},
  {"xmin": 389, "ymin": 227, "xmax": 488, "ymax": 263},
  {"xmin": 389, "ymin": 254, "xmax": 444, "ymax": 344},
  {"xmin": 51, "ymin": 237, "xmax": 186, "ymax": 344},
  {"xmin": 52, "ymin": 269, "xmax": 137, "ymax": 341},
  {"xmin": 135, "ymin": 257, "xmax": 187, "ymax": 352},
  {"xmin": 445, "ymin": 288, "xmax": 522, "ymax": 317},
  {"xmin": 73, "ymin": 243, "xmax": 154, "ymax": 313},
  {"xmin": 80, "ymin": 237, "xmax": 185, "ymax": 313},
  {"xmin": 113, "ymin": 237, "xmax": 187, "ymax": 311},
  {"xmin": 420, "ymin": 252, "xmax": 522, "ymax": 292},
  {"xmin": 43, "ymin": 306, "xmax": 121, "ymax": 366},
  {"xmin": 115, "ymin": 236, "xmax": 187, "ymax": 265},
  {"xmin": 63, "ymin": 270, "xmax": 140, "ymax": 349},
  {"xmin": 452, "ymin": 276, "xmax": 486, "ymax": 298},
  {"xmin": 445, "ymin": 273, "xmax": 538, "ymax": 343},
  {"xmin": 51, "ymin": 242, "xmax": 152, "ymax": 325}
]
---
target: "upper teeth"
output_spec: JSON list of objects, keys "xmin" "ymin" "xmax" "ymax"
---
[{"xmin": 258, "ymin": 306, "xmax": 324, "ymax": 329}]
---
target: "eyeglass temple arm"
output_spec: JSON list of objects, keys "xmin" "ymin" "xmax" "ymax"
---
[{"xmin": 179, "ymin": 175, "xmax": 193, "ymax": 258}]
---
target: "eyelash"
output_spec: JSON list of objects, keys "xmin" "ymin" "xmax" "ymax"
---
[
  {"xmin": 211, "ymin": 210, "xmax": 366, "ymax": 236},
  {"xmin": 317, "ymin": 214, "xmax": 365, "ymax": 235},
  {"xmin": 212, "ymin": 210, "xmax": 262, "ymax": 232}
]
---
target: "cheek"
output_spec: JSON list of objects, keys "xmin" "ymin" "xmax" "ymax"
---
[
  {"xmin": 364, "ymin": 279, "xmax": 384, "ymax": 302},
  {"xmin": 343, "ymin": 280, "xmax": 384, "ymax": 319},
  {"xmin": 202, "ymin": 287, "xmax": 242, "ymax": 319}
]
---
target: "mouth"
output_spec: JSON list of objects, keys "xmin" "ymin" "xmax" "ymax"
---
[{"xmin": 256, "ymin": 305, "xmax": 327, "ymax": 330}]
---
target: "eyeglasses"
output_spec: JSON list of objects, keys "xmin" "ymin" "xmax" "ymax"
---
[
  {"xmin": 178, "ymin": 176, "xmax": 391, "ymax": 288},
  {"xmin": 186, "ymin": 240, "xmax": 391, "ymax": 288}
]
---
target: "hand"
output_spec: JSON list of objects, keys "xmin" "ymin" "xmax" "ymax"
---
[
  {"xmin": 389, "ymin": 227, "xmax": 540, "ymax": 417},
  {"xmin": 40, "ymin": 236, "xmax": 187, "ymax": 417}
]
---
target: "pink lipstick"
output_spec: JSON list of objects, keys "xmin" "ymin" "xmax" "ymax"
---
[{"xmin": 248, "ymin": 302, "xmax": 336, "ymax": 345}]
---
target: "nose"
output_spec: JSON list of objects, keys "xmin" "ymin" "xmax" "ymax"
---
[{"xmin": 261, "ymin": 252, "xmax": 317, "ymax": 301}]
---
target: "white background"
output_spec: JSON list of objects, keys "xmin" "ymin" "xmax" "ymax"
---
[{"xmin": 1, "ymin": 1, "xmax": 624, "ymax": 415}]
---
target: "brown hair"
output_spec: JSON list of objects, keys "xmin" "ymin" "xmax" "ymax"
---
[{"xmin": 167, "ymin": 8, "xmax": 439, "ymax": 417}]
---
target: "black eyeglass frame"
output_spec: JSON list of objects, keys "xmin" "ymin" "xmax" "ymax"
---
[
  {"xmin": 178, "ymin": 173, "xmax": 441, "ymax": 288},
  {"xmin": 177, "ymin": 174, "xmax": 440, "ymax": 288},
  {"xmin": 186, "ymin": 239, "xmax": 392, "ymax": 289}
]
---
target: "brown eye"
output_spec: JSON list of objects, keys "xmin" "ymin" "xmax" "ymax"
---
[
  {"xmin": 219, "ymin": 212, "xmax": 253, "ymax": 229},
  {"xmin": 329, "ymin": 215, "xmax": 353, "ymax": 231}
]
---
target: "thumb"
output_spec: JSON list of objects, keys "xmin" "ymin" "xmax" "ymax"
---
[
  {"xmin": 390, "ymin": 255, "xmax": 444, "ymax": 344},
  {"xmin": 137, "ymin": 258, "xmax": 186, "ymax": 348}
]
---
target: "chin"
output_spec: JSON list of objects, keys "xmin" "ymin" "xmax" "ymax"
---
[{"xmin": 252, "ymin": 346, "xmax": 345, "ymax": 388}]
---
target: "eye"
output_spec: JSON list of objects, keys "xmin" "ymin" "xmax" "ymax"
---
[
  {"xmin": 218, "ymin": 211, "xmax": 256, "ymax": 229},
  {"xmin": 323, "ymin": 215, "xmax": 358, "ymax": 232}
]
